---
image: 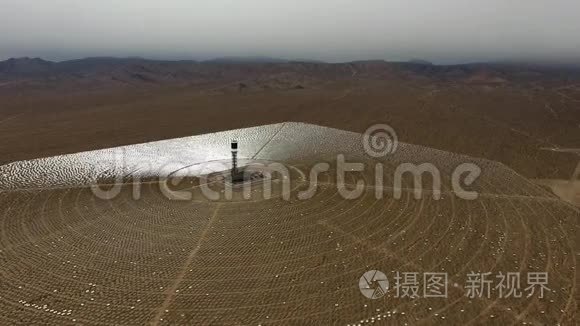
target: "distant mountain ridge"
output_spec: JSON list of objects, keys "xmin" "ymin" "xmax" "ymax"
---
[
  {"xmin": 202, "ymin": 56, "xmax": 289, "ymax": 64},
  {"xmin": 0, "ymin": 57, "xmax": 54, "ymax": 74},
  {"xmin": 1, "ymin": 56, "xmax": 580, "ymax": 92}
]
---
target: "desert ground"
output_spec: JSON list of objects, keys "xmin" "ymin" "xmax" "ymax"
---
[
  {"xmin": 0, "ymin": 60, "xmax": 578, "ymax": 325},
  {"xmin": 0, "ymin": 178, "xmax": 577, "ymax": 324},
  {"xmin": 1, "ymin": 59, "xmax": 579, "ymax": 180},
  {"xmin": 534, "ymin": 180, "xmax": 580, "ymax": 206}
]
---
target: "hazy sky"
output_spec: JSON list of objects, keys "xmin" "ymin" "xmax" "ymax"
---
[{"xmin": 1, "ymin": 0, "xmax": 579, "ymax": 63}]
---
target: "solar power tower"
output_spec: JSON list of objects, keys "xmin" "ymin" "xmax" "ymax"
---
[{"xmin": 231, "ymin": 140, "xmax": 238, "ymax": 179}]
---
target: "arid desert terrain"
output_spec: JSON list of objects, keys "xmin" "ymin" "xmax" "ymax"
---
[{"xmin": 0, "ymin": 59, "xmax": 578, "ymax": 325}]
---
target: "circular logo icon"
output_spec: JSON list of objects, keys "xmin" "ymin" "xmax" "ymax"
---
[
  {"xmin": 359, "ymin": 270, "xmax": 389, "ymax": 299},
  {"xmin": 363, "ymin": 124, "xmax": 398, "ymax": 157}
]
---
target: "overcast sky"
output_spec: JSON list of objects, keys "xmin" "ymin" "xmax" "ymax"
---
[{"xmin": 1, "ymin": 0, "xmax": 579, "ymax": 64}]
